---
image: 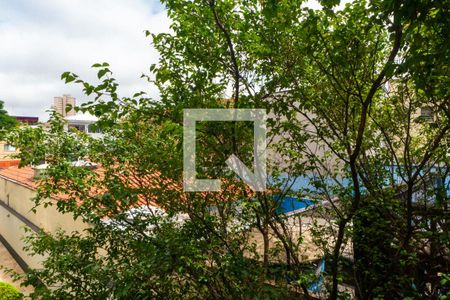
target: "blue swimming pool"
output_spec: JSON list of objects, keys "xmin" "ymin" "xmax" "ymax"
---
[{"xmin": 275, "ymin": 196, "xmax": 315, "ymax": 214}]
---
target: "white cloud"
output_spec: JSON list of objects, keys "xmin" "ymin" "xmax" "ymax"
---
[{"xmin": 0, "ymin": 0, "xmax": 170, "ymax": 121}]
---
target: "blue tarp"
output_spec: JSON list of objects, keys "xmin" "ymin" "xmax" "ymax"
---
[
  {"xmin": 271, "ymin": 169, "xmax": 449, "ymax": 205},
  {"xmin": 308, "ymin": 259, "xmax": 325, "ymax": 293}
]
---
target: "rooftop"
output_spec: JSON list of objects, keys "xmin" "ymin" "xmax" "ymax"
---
[
  {"xmin": 65, "ymin": 112, "xmax": 98, "ymax": 123},
  {"xmin": 0, "ymin": 164, "xmax": 249, "ymax": 215},
  {"xmin": 0, "ymin": 166, "xmax": 36, "ymax": 190},
  {"xmin": 0, "ymin": 165, "xmax": 163, "ymax": 208}
]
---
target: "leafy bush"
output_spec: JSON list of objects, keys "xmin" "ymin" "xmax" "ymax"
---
[{"xmin": 0, "ymin": 281, "xmax": 23, "ymax": 300}]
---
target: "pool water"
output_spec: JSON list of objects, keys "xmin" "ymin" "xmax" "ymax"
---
[{"xmin": 275, "ymin": 196, "xmax": 315, "ymax": 214}]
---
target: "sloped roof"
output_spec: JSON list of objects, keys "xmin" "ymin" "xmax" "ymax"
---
[
  {"xmin": 65, "ymin": 112, "xmax": 98, "ymax": 123},
  {"xmin": 0, "ymin": 166, "xmax": 37, "ymax": 190},
  {"xmin": 0, "ymin": 165, "xmax": 252, "ymax": 214},
  {"xmin": 0, "ymin": 165, "xmax": 166, "ymax": 209}
]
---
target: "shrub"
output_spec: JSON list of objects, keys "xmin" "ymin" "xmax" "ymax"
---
[{"xmin": 0, "ymin": 281, "xmax": 23, "ymax": 300}]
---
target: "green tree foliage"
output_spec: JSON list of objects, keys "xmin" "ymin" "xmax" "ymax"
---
[
  {"xmin": 0, "ymin": 100, "xmax": 18, "ymax": 135},
  {"xmin": 7, "ymin": 0, "xmax": 450, "ymax": 299},
  {"xmin": 0, "ymin": 281, "xmax": 23, "ymax": 300}
]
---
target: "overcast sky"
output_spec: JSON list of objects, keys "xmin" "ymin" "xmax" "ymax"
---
[
  {"xmin": 0, "ymin": 0, "xmax": 331, "ymax": 122},
  {"xmin": 0, "ymin": 0, "xmax": 169, "ymax": 121}
]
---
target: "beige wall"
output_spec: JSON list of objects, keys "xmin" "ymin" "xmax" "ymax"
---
[
  {"xmin": 0, "ymin": 141, "xmax": 20, "ymax": 159},
  {"xmin": 0, "ymin": 205, "xmax": 44, "ymax": 269},
  {"xmin": 268, "ymin": 109, "xmax": 339, "ymax": 173},
  {"xmin": 0, "ymin": 177, "xmax": 90, "ymax": 269}
]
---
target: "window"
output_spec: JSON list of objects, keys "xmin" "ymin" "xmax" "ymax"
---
[
  {"xmin": 3, "ymin": 144, "xmax": 16, "ymax": 152},
  {"xmin": 68, "ymin": 124, "xmax": 86, "ymax": 132},
  {"xmin": 420, "ymin": 107, "xmax": 434, "ymax": 122},
  {"xmin": 88, "ymin": 124, "xmax": 102, "ymax": 133}
]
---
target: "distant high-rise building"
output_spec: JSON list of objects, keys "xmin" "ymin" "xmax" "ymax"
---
[{"xmin": 53, "ymin": 94, "xmax": 76, "ymax": 116}]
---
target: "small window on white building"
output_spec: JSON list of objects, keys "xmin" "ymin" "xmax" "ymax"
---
[
  {"xmin": 420, "ymin": 107, "xmax": 434, "ymax": 122},
  {"xmin": 68, "ymin": 124, "xmax": 86, "ymax": 132},
  {"xmin": 3, "ymin": 144, "xmax": 16, "ymax": 152},
  {"xmin": 88, "ymin": 124, "xmax": 102, "ymax": 133}
]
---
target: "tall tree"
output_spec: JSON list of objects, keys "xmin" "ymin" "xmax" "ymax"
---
[
  {"xmin": 8, "ymin": 0, "xmax": 449, "ymax": 299},
  {"xmin": 0, "ymin": 100, "xmax": 18, "ymax": 132}
]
